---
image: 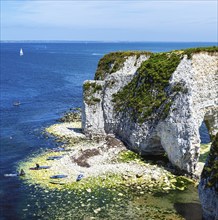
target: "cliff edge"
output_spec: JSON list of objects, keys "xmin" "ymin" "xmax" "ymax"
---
[{"xmin": 82, "ymin": 47, "xmax": 218, "ymax": 174}]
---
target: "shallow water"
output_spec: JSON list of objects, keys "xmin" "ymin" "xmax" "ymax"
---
[
  {"xmin": 0, "ymin": 42, "xmax": 214, "ymax": 219},
  {"xmin": 16, "ymin": 183, "xmax": 202, "ymax": 220}
]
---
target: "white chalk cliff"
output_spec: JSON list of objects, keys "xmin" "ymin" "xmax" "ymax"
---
[{"xmin": 82, "ymin": 49, "xmax": 218, "ymax": 174}]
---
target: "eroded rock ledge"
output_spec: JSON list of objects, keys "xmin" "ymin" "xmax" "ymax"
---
[{"xmin": 82, "ymin": 47, "xmax": 218, "ymax": 174}]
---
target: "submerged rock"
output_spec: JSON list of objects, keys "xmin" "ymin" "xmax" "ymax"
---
[{"xmin": 198, "ymin": 133, "xmax": 218, "ymax": 220}]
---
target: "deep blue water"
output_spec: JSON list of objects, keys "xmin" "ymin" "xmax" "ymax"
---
[{"xmin": 0, "ymin": 42, "xmax": 214, "ymax": 219}]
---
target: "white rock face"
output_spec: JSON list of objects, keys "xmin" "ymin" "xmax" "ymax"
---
[
  {"xmin": 82, "ymin": 80, "xmax": 105, "ymax": 136},
  {"xmin": 82, "ymin": 55, "xmax": 149, "ymax": 136},
  {"xmin": 157, "ymin": 53, "xmax": 218, "ymax": 172},
  {"xmin": 82, "ymin": 52, "xmax": 218, "ymax": 173}
]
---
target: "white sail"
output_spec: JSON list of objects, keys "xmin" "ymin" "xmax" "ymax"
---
[{"xmin": 20, "ymin": 48, "xmax": 23, "ymax": 56}]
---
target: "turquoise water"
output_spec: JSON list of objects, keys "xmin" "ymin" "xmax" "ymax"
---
[{"xmin": 0, "ymin": 42, "xmax": 215, "ymax": 219}]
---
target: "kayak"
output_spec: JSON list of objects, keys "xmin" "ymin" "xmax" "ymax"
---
[
  {"xmin": 29, "ymin": 166, "xmax": 51, "ymax": 170},
  {"xmin": 4, "ymin": 173, "xmax": 19, "ymax": 177},
  {"xmin": 49, "ymin": 181, "xmax": 66, "ymax": 185},
  {"xmin": 50, "ymin": 174, "xmax": 68, "ymax": 179},
  {"xmin": 47, "ymin": 156, "xmax": 63, "ymax": 160},
  {"xmin": 76, "ymin": 174, "xmax": 84, "ymax": 181},
  {"xmin": 50, "ymin": 147, "xmax": 65, "ymax": 152}
]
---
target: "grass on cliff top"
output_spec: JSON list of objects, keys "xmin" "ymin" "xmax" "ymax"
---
[
  {"xmin": 94, "ymin": 46, "xmax": 218, "ymax": 81},
  {"xmin": 111, "ymin": 46, "xmax": 217, "ymax": 123},
  {"xmin": 94, "ymin": 51, "xmax": 152, "ymax": 80},
  {"xmin": 182, "ymin": 46, "xmax": 218, "ymax": 59}
]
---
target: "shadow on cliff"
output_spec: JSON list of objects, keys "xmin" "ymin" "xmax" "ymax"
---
[{"xmin": 174, "ymin": 203, "xmax": 202, "ymax": 220}]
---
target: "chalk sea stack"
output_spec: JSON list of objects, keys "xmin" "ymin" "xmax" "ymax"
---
[{"xmin": 82, "ymin": 47, "xmax": 218, "ymax": 174}]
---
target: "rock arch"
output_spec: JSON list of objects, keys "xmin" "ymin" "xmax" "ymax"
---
[
  {"xmin": 156, "ymin": 53, "xmax": 218, "ymax": 173},
  {"xmin": 82, "ymin": 51, "xmax": 218, "ymax": 174}
]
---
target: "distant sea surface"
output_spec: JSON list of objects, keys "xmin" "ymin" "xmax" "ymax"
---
[{"xmin": 0, "ymin": 42, "xmax": 215, "ymax": 219}]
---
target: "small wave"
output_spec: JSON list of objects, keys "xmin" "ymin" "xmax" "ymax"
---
[
  {"xmin": 92, "ymin": 53, "xmax": 104, "ymax": 56},
  {"xmin": 4, "ymin": 174, "xmax": 18, "ymax": 177}
]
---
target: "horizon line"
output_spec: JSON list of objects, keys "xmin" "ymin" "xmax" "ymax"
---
[{"xmin": 1, "ymin": 40, "xmax": 218, "ymax": 44}]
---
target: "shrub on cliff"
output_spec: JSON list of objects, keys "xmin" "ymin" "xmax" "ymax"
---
[{"xmin": 112, "ymin": 52, "xmax": 182, "ymax": 123}]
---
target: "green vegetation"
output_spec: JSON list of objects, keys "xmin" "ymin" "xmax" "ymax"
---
[
  {"xmin": 83, "ymin": 81, "xmax": 102, "ymax": 93},
  {"xmin": 20, "ymin": 176, "xmax": 193, "ymax": 220},
  {"xmin": 59, "ymin": 108, "xmax": 81, "ymax": 123},
  {"xmin": 110, "ymin": 46, "xmax": 217, "ymax": 123},
  {"xmin": 199, "ymin": 143, "xmax": 211, "ymax": 163},
  {"xmin": 17, "ymin": 151, "xmax": 64, "ymax": 190},
  {"xmin": 94, "ymin": 51, "xmax": 152, "ymax": 80},
  {"xmin": 18, "ymin": 148, "xmax": 195, "ymax": 193},
  {"xmin": 94, "ymin": 47, "xmax": 218, "ymax": 81},
  {"xmin": 112, "ymin": 52, "xmax": 182, "ymax": 122},
  {"xmin": 201, "ymin": 133, "xmax": 218, "ymax": 190},
  {"xmin": 118, "ymin": 150, "xmax": 144, "ymax": 163},
  {"xmin": 83, "ymin": 81, "xmax": 102, "ymax": 105},
  {"xmin": 172, "ymin": 82, "xmax": 188, "ymax": 93},
  {"xmin": 171, "ymin": 176, "xmax": 194, "ymax": 191},
  {"xmin": 182, "ymin": 46, "xmax": 218, "ymax": 59}
]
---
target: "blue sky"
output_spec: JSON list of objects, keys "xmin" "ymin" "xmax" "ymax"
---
[{"xmin": 1, "ymin": 1, "xmax": 217, "ymax": 42}]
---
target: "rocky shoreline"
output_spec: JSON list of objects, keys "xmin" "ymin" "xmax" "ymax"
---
[
  {"xmin": 19, "ymin": 120, "xmax": 201, "ymax": 194},
  {"xmin": 17, "ymin": 47, "xmax": 218, "ymax": 219}
]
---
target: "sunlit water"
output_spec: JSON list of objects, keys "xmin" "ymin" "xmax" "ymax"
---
[{"xmin": 0, "ymin": 42, "xmax": 214, "ymax": 219}]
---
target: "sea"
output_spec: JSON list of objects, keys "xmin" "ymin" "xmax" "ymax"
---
[{"xmin": 0, "ymin": 42, "xmax": 215, "ymax": 220}]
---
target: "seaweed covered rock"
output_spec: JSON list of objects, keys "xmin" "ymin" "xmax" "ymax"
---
[
  {"xmin": 198, "ymin": 133, "xmax": 218, "ymax": 220},
  {"xmin": 82, "ymin": 47, "xmax": 218, "ymax": 173}
]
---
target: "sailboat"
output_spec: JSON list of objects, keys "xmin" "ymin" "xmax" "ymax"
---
[{"xmin": 20, "ymin": 48, "xmax": 23, "ymax": 56}]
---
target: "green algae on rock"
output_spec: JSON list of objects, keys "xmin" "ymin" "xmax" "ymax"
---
[
  {"xmin": 59, "ymin": 108, "xmax": 81, "ymax": 123},
  {"xmin": 18, "ymin": 115, "xmax": 200, "ymax": 220},
  {"xmin": 199, "ymin": 143, "xmax": 211, "ymax": 163},
  {"xmin": 20, "ymin": 181, "xmax": 190, "ymax": 220},
  {"xmin": 17, "ymin": 141, "xmax": 196, "ymax": 194},
  {"xmin": 17, "ymin": 151, "xmax": 67, "ymax": 190},
  {"xmin": 117, "ymin": 150, "xmax": 144, "ymax": 163}
]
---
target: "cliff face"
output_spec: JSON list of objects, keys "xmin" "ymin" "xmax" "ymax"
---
[
  {"xmin": 82, "ymin": 53, "xmax": 150, "ymax": 136},
  {"xmin": 82, "ymin": 48, "xmax": 218, "ymax": 173},
  {"xmin": 198, "ymin": 133, "xmax": 218, "ymax": 220}
]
